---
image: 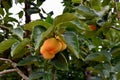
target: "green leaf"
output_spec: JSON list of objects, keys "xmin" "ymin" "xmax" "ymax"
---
[
  {"xmin": 0, "ymin": 8, "xmax": 4, "ymax": 16},
  {"xmin": 32, "ymin": 25, "xmax": 46, "ymax": 50},
  {"xmin": 12, "ymin": 27, "xmax": 24, "ymax": 40},
  {"xmin": 63, "ymin": 31, "xmax": 82, "ymax": 59},
  {"xmin": 56, "ymin": 21, "xmax": 83, "ymax": 34},
  {"xmin": 45, "ymin": 15, "xmax": 53, "ymax": 24},
  {"xmin": 71, "ymin": 20, "xmax": 89, "ymax": 31},
  {"xmin": 72, "ymin": 0, "xmax": 81, "ymax": 3},
  {"xmin": 24, "ymin": 20, "xmax": 52, "ymax": 31},
  {"xmin": 117, "ymin": 72, "xmax": 120, "ymax": 80},
  {"xmin": 43, "ymin": 73, "xmax": 52, "ymax": 80},
  {"xmin": 111, "ymin": 45, "xmax": 120, "ymax": 58},
  {"xmin": 18, "ymin": 11, "xmax": 23, "ymax": 18},
  {"xmin": 17, "ymin": 55, "xmax": 38, "ymax": 66},
  {"xmin": 11, "ymin": 38, "xmax": 30, "ymax": 58},
  {"xmin": 76, "ymin": 5, "xmax": 97, "ymax": 19},
  {"xmin": 102, "ymin": 0, "xmax": 110, "ymax": 7},
  {"xmin": 85, "ymin": 50, "xmax": 111, "ymax": 62},
  {"xmin": 1, "ymin": 0, "xmax": 12, "ymax": 11},
  {"xmin": 0, "ymin": 38, "xmax": 17, "ymax": 53},
  {"xmin": 29, "ymin": 70, "xmax": 44, "ymax": 80},
  {"xmin": 54, "ymin": 13, "xmax": 77, "ymax": 26},
  {"xmin": 114, "ymin": 62, "xmax": 120, "ymax": 72},
  {"xmin": 90, "ymin": 0, "xmax": 101, "ymax": 11},
  {"xmin": 51, "ymin": 53, "xmax": 68, "ymax": 70}
]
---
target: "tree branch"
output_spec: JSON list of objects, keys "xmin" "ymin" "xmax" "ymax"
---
[
  {"xmin": 0, "ymin": 58, "xmax": 29, "ymax": 80},
  {"xmin": 0, "ymin": 69, "xmax": 17, "ymax": 75},
  {"xmin": 0, "ymin": 25, "xmax": 10, "ymax": 31}
]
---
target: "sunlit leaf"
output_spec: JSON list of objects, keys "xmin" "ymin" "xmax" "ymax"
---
[
  {"xmin": 54, "ymin": 13, "xmax": 77, "ymax": 26},
  {"xmin": 32, "ymin": 25, "xmax": 46, "ymax": 50},
  {"xmin": 72, "ymin": 0, "xmax": 81, "ymax": 3},
  {"xmin": 24, "ymin": 20, "xmax": 52, "ymax": 31},
  {"xmin": 76, "ymin": 5, "xmax": 97, "ymax": 19},
  {"xmin": 12, "ymin": 27, "xmax": 24, "ymax": 40},
  {"xmin": 11, "ymin": 38, "xmax": 30, "ymax": 58},
  {"xmin": 0, "ymin": 38, "xmax": 17, "ymax": 53},
  {"xmin": 90, "ymin": 0, "xmax": 101, "ymax": 11}
]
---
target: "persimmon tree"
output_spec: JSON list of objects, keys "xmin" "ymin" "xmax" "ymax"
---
[{"xmin": 0, "ymin": 0, "xmax": 120, "ymax": 80}]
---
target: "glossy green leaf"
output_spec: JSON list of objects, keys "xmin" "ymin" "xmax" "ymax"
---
[
  {"xmin": 63, "ymin": 31, "xmax": 82, "ymax": 59},
  {"xmin": 12, "ymin": 27, "xmax": 24, "ymax": 40},
  {"xmin": 32, "ymin": 25, "xmax": 46, "ymax": 50},
  {"xmin": 51, "ymin": 53, "xmax": 68, "ymax": 70},
  {"xmin": 85, "ymin": 50, "xmax": 111, "ymax": 62},
  {"xmin": 71, "ymin": 20, "xmax": 89, "ymax": 31},
  {"xmin": 76, "ymin": 5, "xmax": 97, "ymax": 19},
  {"xmin": 54, "ymin": 13, "xmax": 77, "ymax": 26},
  {"xmin": 24, "ymin": 20, "xmax": 52, "ymax": 31},
  {"xmin": 56, "ymin": 21, "xmax": 83, "ymax": 34},
  {"xmin": 0, "ymin": 38, "xmax": 17, "ymax": 53},
  {"xmin": 17, "ymin": 55, "xmax": 38, "ymax": 66},
  {"xmin": 11, "ymin": 38, "xmax": 30, "ymax": 58}
]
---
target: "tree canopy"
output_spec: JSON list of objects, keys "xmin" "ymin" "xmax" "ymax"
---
[{"xmin": 0, "ymin": 0, "xmax": 120, "ymax": 80}]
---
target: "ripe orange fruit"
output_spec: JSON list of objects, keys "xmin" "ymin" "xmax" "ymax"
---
[
  {"xmin": 89, "ymin": 25, "xmax": 97, "ymax": 31},
  {"xmin": 40, "ymin": 37, "xmax": 67, "ymax": 59},
  {"xmin": 40, "ymin": 45, "xmax": 55, "ymax": 59},
  {"xmin": 56, "ymin": 36, "xmax": 67, "ymax": 51},
  {"xmin": 40, "ymin": 38, "xmax": 62, "ymax": 59},
  {"xmin": 41, "ymin": 38, "xmax": 62, "ymax": 54}
]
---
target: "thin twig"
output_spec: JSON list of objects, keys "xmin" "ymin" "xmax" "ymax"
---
[
  {"xmin": 0, "ymin": 58, "xmax": 29, "ymax": 80},
  {"xmin": 0, "ymin": 25, "xmax": 10, "ymax": 31},
  {"xmin": 0, "ymin": 69, "xmax": 17, "ymax": 75}
]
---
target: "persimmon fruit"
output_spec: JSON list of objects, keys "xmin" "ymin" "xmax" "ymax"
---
[
  {"xmin": 40, "ymin": 37, "xmax": 67, "ymax": 59},
  {"xmin": 56, "ymin": 36, "xmax": 67, "ymax": 51},
  {"xmin": 89, "ymin": 25, "xmax": 97, "ymax": 31},
  {"xmin": 40, "ymin": 37, "xmax": 67, "ymax": 60}
]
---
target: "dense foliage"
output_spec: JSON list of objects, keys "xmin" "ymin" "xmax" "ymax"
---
[{"xmin": 0, "ymin": 0, "xmax": 120, "ymax": 80}]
